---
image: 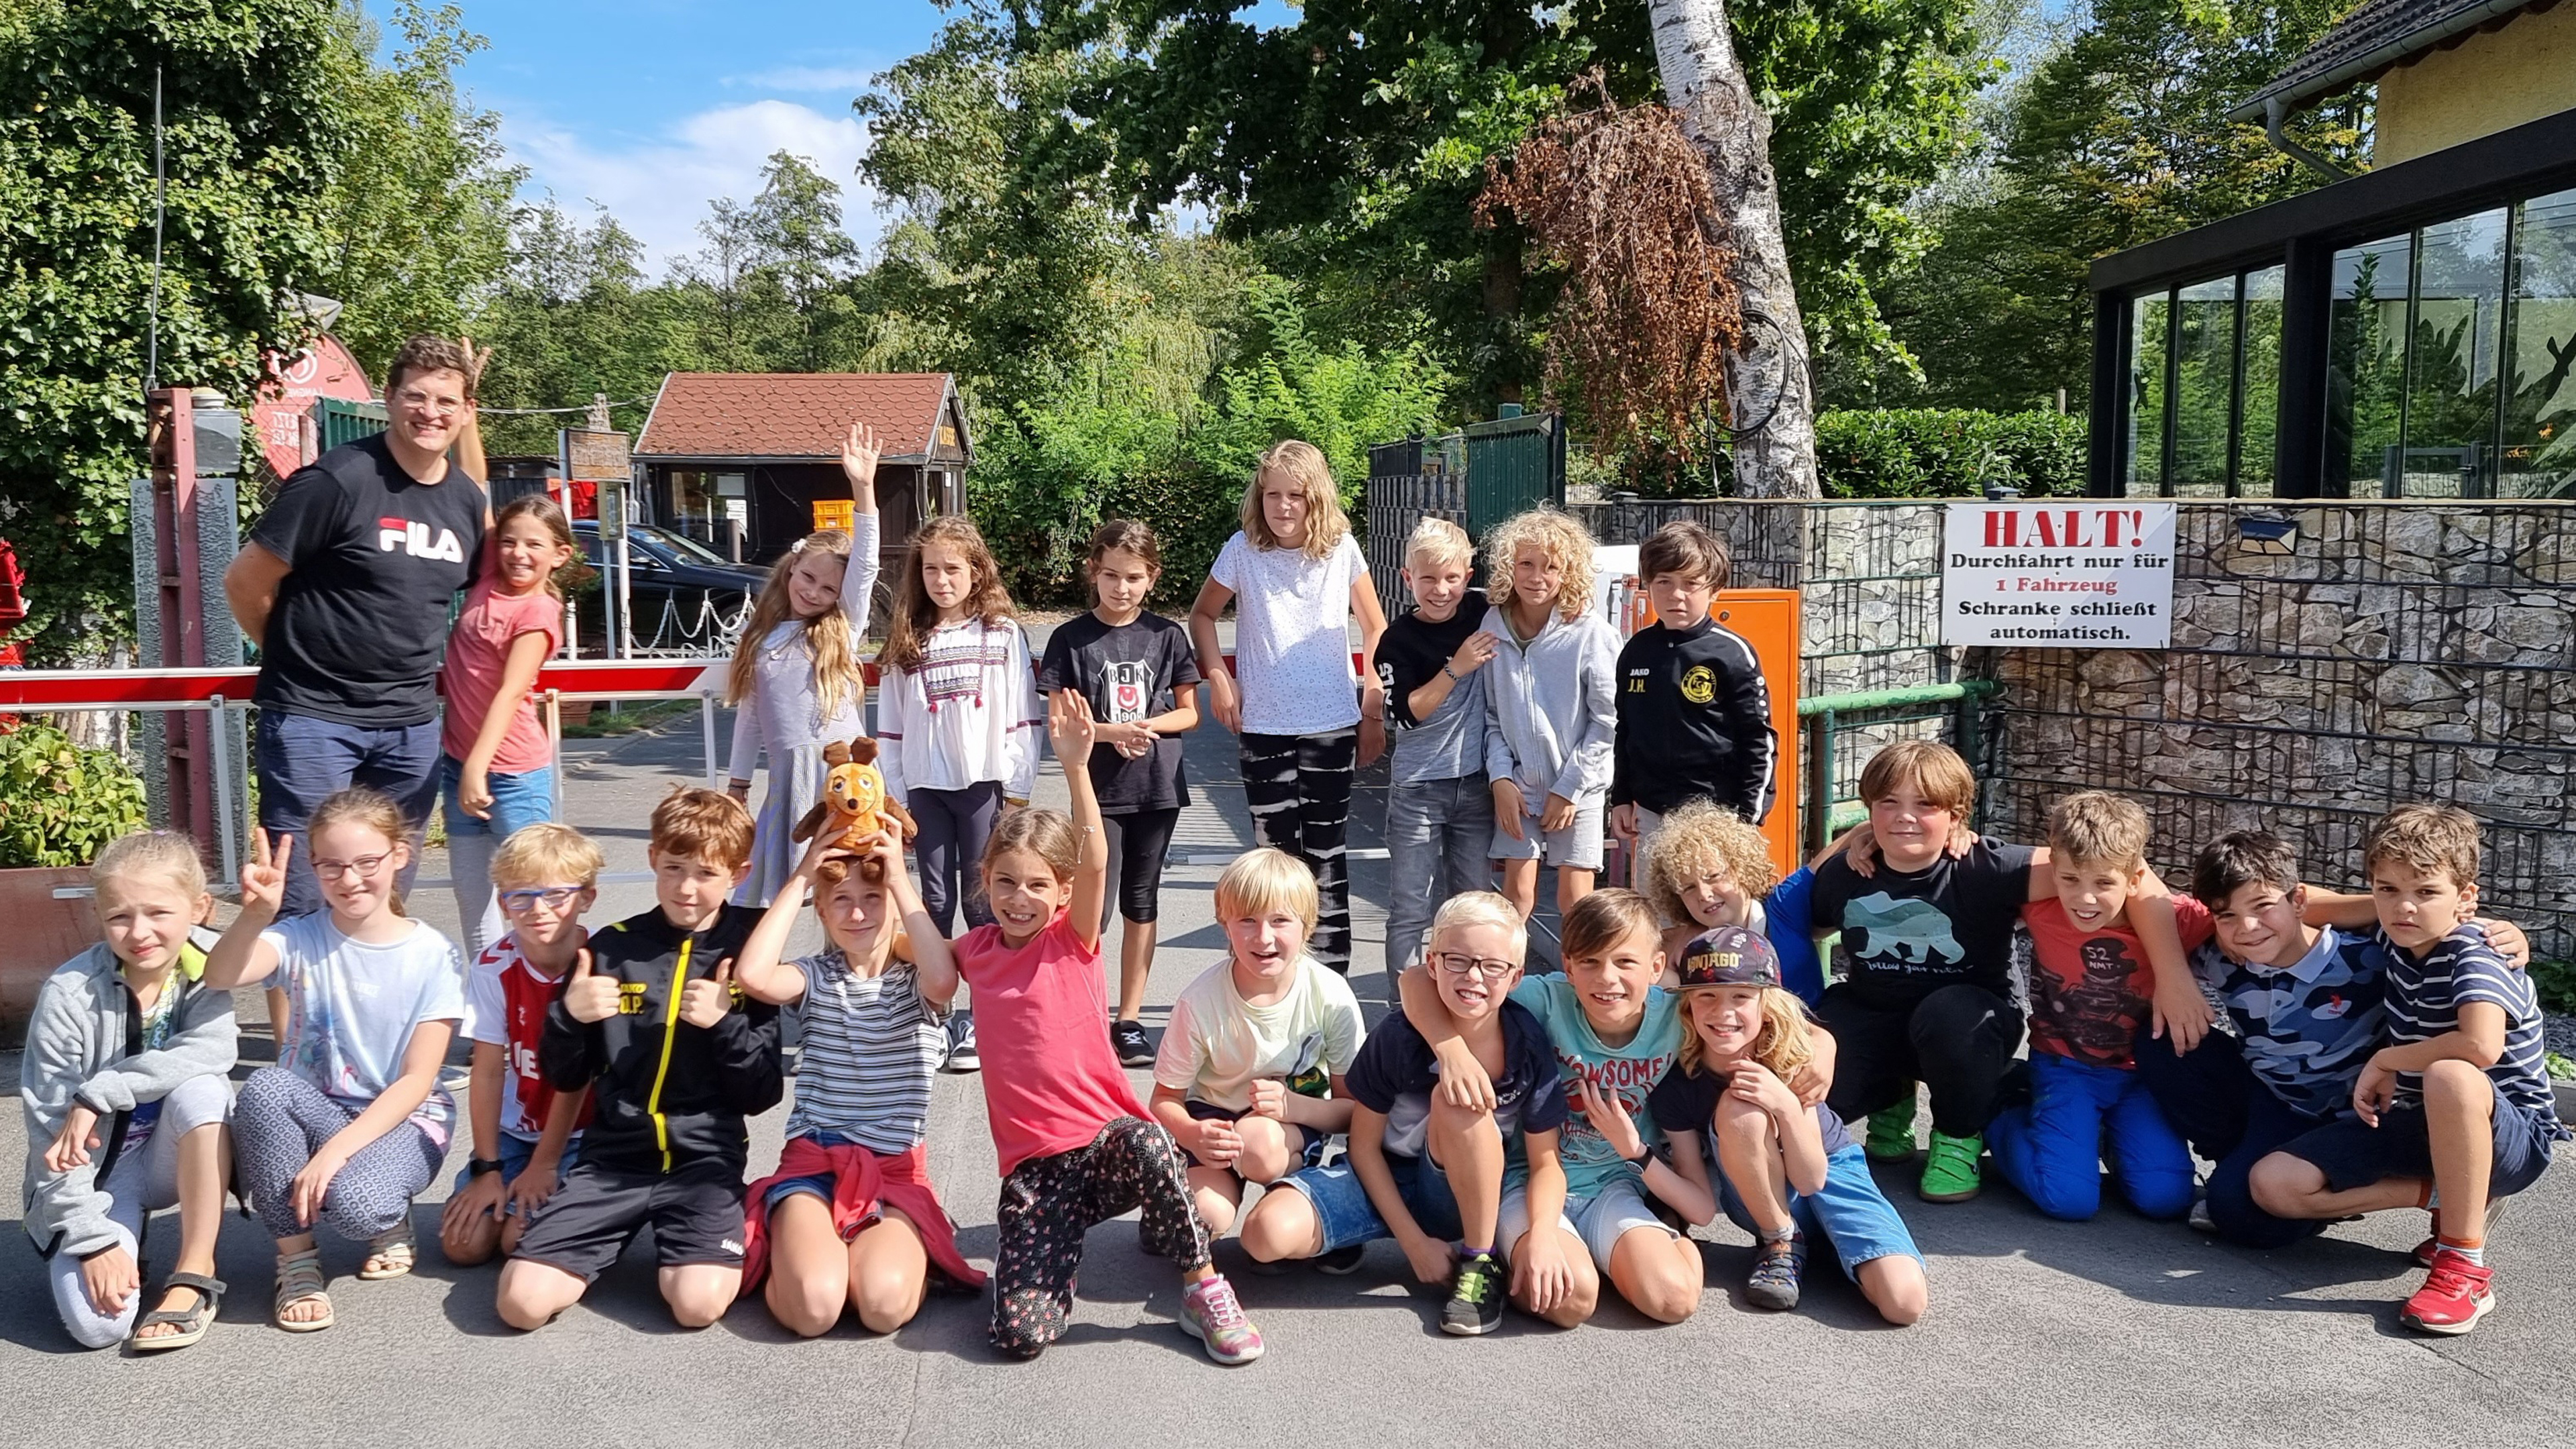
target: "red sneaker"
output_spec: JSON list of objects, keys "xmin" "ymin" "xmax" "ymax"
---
[
  {"xmin": 2400, "ymin": 1250, "xmax": 2494, "ymax": 1336},
  {"xmin": 2412, "ymin": 1197, "xmax": 2510, "ymax": 1268}
]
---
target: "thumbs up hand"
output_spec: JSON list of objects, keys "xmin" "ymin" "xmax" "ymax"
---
[
  {"xmin": 680, "ymin": 957, "xmax": 736, "ymax": 1028},
  {"xmin": 564, "ymin": 947, "xmax": 621, "ymax": 1023}
]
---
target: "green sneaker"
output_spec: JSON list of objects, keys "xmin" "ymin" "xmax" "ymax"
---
[
  {"xmin": 1919, "ymin": 1130, "xmax": 1984, "ymax": 1202},
  {"xmin": 1864, "ymin": 1097, "xmax": 1919, "ymax": 1162}
]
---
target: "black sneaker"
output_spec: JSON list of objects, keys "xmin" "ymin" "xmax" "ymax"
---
[
  {"xmin": 942, "ymin": 1010, "xmax": 980, "ymax": 1073},
  {"xmin": 1440, "ymin": 1252, "xmax": 1505, "ymax": 1336},
  {"xmin": 1110, "ymin": 1018, "xmax": 1154, "ymax": 1068},
  {"xmin": 1316, "ymin": 1243, "xmax": 1367, "ymax": 1275}
]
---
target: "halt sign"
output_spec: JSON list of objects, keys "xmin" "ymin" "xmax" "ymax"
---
[{"xmin": 1940, "ymin": 502, "xmax": 2175, "ymax": 649}]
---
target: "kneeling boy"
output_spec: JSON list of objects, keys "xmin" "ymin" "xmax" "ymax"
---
[
  {"xmin": 2249, "ymin": 804, "xmax": 2564, "ymax": 1334},
  {"xmin": 1241, "ymin": 892, "xmax": 1568, "ymax": 1336},
  {"xmin": 496, "ymin": 790, "xmax": 782, "ymax": 1330}
]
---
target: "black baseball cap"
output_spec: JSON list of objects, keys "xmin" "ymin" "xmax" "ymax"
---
[{"xmin": 1675, "ymin": 925, "xmax": 1782, "ymax": 989}]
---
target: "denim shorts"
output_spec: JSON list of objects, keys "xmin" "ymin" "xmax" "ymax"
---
[
  {"xmin": 1177, "ymin": 1099, "xmax": 1330, "ymax": 1173},
  {"xmin": 1498, "ymin": 1173, "xmax": 1672, "ymax": 1271},
  {"xmin": 1277, "ymin": 1153, "xmax": 1465, "ymax": 1254},
  {"xmin": 763, "ymin": 1129, "xmax": 862, "ymax": 1212},
  {"xmin": 2274, "ymin": 1080, "xmax": 2559, "ymax": 1199},
  {"xmin": 439, "ymin": 753, "xmax": 557, "ymax": 839},
  {"xmin": 1713, "ymin": 1136, "xmax": 1923, "ymax": 1281},
  {"xmin": 450, "ymin": 1131, "xmax": 582, "ymax": 1212}
]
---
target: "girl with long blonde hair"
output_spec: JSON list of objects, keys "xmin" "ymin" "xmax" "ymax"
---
[
  {"xmin": 874, "ymin": 510, "xmax": 1043, "ymax": 1072},
  {"xmin": 725, "ymin": 423, "xmax": 883, "ymax": 907},
  {"xmin": 1186, "ymin": 439, "xmax": 1388, "ymax": 974}
]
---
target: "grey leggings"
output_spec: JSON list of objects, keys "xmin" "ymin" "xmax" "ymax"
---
[
  {"xmin": 231, "ymin": 1067, "xmax": 444, "ymax": 1242},
  {"xmin": 910, "ymin": 780, "xmax": 1003, "ymax": 935}
]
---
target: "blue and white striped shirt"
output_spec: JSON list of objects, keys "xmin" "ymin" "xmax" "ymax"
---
[
  {"xmin": 2379, "ymin": 926, "xmax": 2567, "ymax": 1141},
  {"xmin": 782, "ymin": 953, "xmax": 947, "ymax": 1155}
]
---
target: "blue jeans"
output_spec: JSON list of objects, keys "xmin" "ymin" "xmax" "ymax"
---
[
  {"xmin": 440, "ymin": 754, "xmax": 557, "ymax": 959},
  {"xmin": 1713, "ymin": 1138, "xmax": 1923, "ymax": 1281},
  {"xmin": 2135, "ymin": 1028, "xmax": 2336, "ymax": 1248},
  {"xmin": 1278, "ymin": 1152, "xmax": 1464, "ymax": 1254},
  {"xmin": 254, "ymin": 710, "xmax": 442, "ymax": 917},
  {"xmin": 1383, "ymin": 773, "xmax": 1491, "ymax": 977},
  {"xmin": 449, "ymin": 1130, "xmax": 583, "ymax": 1205},
  {"xmin": 1988, "ymin": 1052, "xmax": 2196, "ymax": 1222}
]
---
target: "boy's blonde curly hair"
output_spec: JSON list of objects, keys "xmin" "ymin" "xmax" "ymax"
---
[
  {"xmin": 1483, "ymin": 504, "xmax": 1596, "ymax": 622},
  {"xmin": 1640, "ymin": 801, "xmax": 1779, "ymax": 930}
]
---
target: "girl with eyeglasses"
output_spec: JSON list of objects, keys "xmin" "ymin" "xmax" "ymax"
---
[{"xmin": 205, "ymin": 787, "xmax": 468, "ymax": 1332}]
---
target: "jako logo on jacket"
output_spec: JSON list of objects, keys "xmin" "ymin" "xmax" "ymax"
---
[{"xmin": 378, "ymin": 517, "xmax": 466, "ymax": 561}]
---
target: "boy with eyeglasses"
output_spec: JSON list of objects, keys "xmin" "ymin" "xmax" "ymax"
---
[
  {"xmin": 439, "ymin": 825, "xmax": 604, "ymax": 1267},
  {"xmin": 1240, "ymin": 892, "xmax": 1568, "ymax": 1336}
]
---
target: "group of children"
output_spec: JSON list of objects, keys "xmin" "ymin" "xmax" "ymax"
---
[{"xmin": 19, "ymin": 441, "xmax": 2564, "ymax": 1359}]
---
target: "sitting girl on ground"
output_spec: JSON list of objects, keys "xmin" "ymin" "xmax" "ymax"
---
[
  {"xmin": 21, "ymin": 830, "xmax": 237, "ymax": 1350},
  {"xmin": 953, "ymin": 688, "xmax": 1266, "ymax": 1364},
  {"xmin": 205, "ymin": 788, "xmax": 466, "ymax": 1332},
  {"xmin": 1635, "ymin": 926, "xmax": 1928, "ymax": 1324},
  {"xmin": 1638, "ymin": 800, "xmax": 1823, "ymax": 1004},
  {"xmin": 735, "ymin": 826, "xmax": 985, "ymax": 1336}
]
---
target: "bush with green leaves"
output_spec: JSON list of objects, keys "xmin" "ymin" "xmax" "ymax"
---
[
  {"xmin": 0, "ymin": 722, "xmax": 150, "ymax": 869},
  {"xmin": 1811, "ymin": 409, "xmax": 2087, "ymax": 498}
]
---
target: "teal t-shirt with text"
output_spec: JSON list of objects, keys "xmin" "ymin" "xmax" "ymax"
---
[{"xmin": 1509, "ymin": 975, "xmax": 1684, "ymax": 1199}]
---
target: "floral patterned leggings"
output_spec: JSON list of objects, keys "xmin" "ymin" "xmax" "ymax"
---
[{"xmin": 990, "ymin": 1116, "xmax": 1210, "ymax": 1358}]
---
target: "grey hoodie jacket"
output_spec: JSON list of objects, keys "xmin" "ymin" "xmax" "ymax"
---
[
  {"xmin": 20, "ymin": 938, "xmax": 237, "ymax": 1258},
  {"xmin": 1479, "ymin": 604, "xmax": 1620, "ymax": 808}
]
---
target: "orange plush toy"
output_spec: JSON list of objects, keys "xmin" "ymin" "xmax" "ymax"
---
[{"xmin": 792, "ymin": 737, "xmax": 917, "ymax": 881}]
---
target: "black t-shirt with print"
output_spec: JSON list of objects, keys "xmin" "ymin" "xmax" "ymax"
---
[
  {"xmin": 250, "ymin": 434, "xmax": 488, "ymax": 727},
  {"xmin": 1808, "ymin": 836, "xmax": 2035, "ymax": 1004},
  {"xmin": 1036, "ymin": 610, "xmax": 1202, "ymax": 814}
]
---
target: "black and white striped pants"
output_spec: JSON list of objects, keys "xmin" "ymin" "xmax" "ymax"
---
[{"xmin": 1238, "ymin": 727, "xmax": 1356, "ymax": 972}]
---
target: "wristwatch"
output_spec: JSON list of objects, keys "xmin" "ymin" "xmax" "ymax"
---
[{"xmin": 468, "ymin": 1157, "xmax": 505, "ymax": 1178}]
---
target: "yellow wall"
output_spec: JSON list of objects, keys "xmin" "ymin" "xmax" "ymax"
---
[{"xmin": 2375, "ymin": 4, "xmax": 2576, "ymax": 164}]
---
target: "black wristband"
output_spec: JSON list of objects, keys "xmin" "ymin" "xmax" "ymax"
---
[
  {"xmin": 468, "ymin": 1157, "xmax": 505, "ymax": 1177},
  {"xmin": 1622, "ymin": 1140, "xmax": 1652, "ymax": 1165}
]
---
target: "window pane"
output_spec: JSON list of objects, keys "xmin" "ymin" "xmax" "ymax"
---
[
  {"xmin": 2171, "ymin": 278, "xmax": 2237, "ymax": 497},
  {"xmin": 2127, "ymin": 293, "xmax": 2169, "ymax": 494},
  {"xmin": 2327, "ymin": 235, "xmax": 2412, "ymax": 496},
  {"xmin": 2239, "ymin": 265, "xmax": 2285, "ymax": 496},
  {"xmin": 2502, "ymin": 187, "xmax": 2576, "ymax": 498},
  {"xmin": 2401, "ymin": 208, "xmax": 2508, "ymax": 496}
]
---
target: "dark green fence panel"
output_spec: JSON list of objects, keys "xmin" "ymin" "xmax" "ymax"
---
[
  {"xmin": 1461, "ymin": 412, "xmax": 1565, "ymax": 535},
  {"xmin": 316, "ymin": 397, "xmax": 388, "ymax": 451}
]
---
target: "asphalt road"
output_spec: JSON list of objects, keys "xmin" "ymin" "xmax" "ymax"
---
[{"xmin": 4, "ymin": 696, "xmax": 2570, "ymax": 1449}]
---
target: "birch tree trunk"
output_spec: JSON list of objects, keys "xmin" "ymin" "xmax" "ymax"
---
[{"xmin": 1648, "ymin": 0, "xmax": 1821, "ymax": 498}]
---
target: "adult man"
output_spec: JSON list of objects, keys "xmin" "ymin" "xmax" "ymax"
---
[{"xmin": 225, "ymin": 335, "xmax": 490, "ymax": 916}]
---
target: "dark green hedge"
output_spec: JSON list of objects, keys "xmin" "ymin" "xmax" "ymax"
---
[{"xmin": 1812, "ymin": 408, "xmax": 2086, "ymax": 498}]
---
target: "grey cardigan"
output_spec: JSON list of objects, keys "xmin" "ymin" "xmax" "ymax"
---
[
  {"xmin": 1479, "ymin": 604, "xmax": 1620, "ymax": 807},
  {"xmin": 19, "ymin": 939, "xmax": 237, "ymax": 1258}
]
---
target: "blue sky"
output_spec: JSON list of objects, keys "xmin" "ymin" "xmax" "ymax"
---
[{"xmin": 430, "ymin": 0, "xmax": 947, "ymax": 270}]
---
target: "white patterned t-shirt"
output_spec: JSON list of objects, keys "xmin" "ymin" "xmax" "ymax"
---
[{"xmin": 1210, "ymin": 530, "xmax": 1368, "ymax": 735}]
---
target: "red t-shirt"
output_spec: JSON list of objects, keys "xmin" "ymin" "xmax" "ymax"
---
[
  {"xmin": 2021, "ymin": 894, "xmax": 2214, "ymax": 1070},
  {"xmin": 462, "ymin": 934, "xmax": 593, "ymax": 1140},
  {"xmin": 437, "ymin": 580, "xmax": 563, "ymax": 773},
  {"xmin": 953, "ymin": 911, "xmax": 1148, "ymax": 1177}
]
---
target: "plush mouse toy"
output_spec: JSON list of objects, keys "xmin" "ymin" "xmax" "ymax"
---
[{"xmin": 792, "ymin": 737, "xmax": 916, "ymax": 881}]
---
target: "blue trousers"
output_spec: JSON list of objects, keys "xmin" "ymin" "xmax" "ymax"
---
[
  {"xmin": 255, "ymin": 709, "xmax": 441, "ymax": 918},
  {"xmin": 2134, "ymin": 1030, "xmax": 2334, "ymax": 1248},
  {"xmin": 1988, "ymin": 1052, "xmax": 2194, "ymax": 1222}
]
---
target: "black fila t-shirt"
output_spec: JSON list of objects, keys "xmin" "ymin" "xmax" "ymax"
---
[{"xmin": 250, "ymin": 434, "xmax": 488, "ymax": 727}]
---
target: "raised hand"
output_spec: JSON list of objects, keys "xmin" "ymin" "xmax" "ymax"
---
[
  {"xmin": 680, "ymin": 957, "xmax": 737, "ymax": 1028},
  {"xmin": 241, "ymin": 828, "xmax": 292, "ymax": 916},
  {"xmin": 841, "ymin": 422, "xmax": 883, "ymax": 494},
  {"xmin": 1047, "ymin": 686, "xmax": 1098, "ymax": 765},
  {"xmin": 563, "ymin": 947, "xmax": 620, "ymax": 1024}
]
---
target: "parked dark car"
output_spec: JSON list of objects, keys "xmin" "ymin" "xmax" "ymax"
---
[{"xmin": 572, "ymin": 521, "xmax": 768, "ymax": 655}]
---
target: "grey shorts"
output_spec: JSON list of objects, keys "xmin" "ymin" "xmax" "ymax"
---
[
  {"xmin": 1490, "ymin": 794, "xmax": 1605, "ymax": 870},
  {"xmin": 1497, "ymin": 1174, "xmax": 1674, "ymax": 1271}
]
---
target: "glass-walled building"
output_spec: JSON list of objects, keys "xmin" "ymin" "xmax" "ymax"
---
[{"xmin": 2088, "ymin": 0, "xmax": 2576, "ymax": 498}]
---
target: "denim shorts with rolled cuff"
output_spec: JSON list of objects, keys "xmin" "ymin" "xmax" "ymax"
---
[
  {"xmin": 1711, "ymin": 1135, "xmax": 1924, "ymax": 1282},
  {"xmin": 1177, "ymin": 1098, "xmax": 1331, "ymax": 1172},
  {"xmin": 1275, "ymin": 1152, "xmax": 1465, "ymax": 1254}
]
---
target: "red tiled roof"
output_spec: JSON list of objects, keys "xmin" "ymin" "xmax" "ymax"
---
[{"xmin": 635, "ymin": 372, "xmax": 961, "ymax": 460}]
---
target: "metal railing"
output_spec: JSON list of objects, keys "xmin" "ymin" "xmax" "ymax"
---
[{"xmin": 1797, "ymin": 680, "xmax": 1999, "ymax": 856}]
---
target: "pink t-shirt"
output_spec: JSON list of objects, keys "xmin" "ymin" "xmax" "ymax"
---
[
  {"xmin": 437, "ymin": 580, "xmax": 563, "ymax": 773},
  {"xmin": 953, "ymin": 910, "xmax": 1148, "ymax": 1177}
]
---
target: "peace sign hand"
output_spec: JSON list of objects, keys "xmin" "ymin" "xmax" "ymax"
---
[{"xmin": 242, "ymin": 829, "xmax": 292, "ymax": 918}]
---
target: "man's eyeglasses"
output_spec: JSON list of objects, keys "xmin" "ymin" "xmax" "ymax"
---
[
  {"xmin": 1430, "ymin": 952, "xmax": 1516, "ymax": 980},
  {"xmin": 312, "ymin": 853, "xmax": 392, "ymax": 881},
  {"xmin": 498, "ymin": 885, "xmax": 586, "ymax": 913}
]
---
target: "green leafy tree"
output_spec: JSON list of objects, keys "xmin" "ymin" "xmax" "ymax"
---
[
  {"xmin": 0, "ymin": 0, "xmax": 355, "ymax": 662},
  {"xmin": 745, "ymin": 150, "xmax": 863, "ymax": 373}
]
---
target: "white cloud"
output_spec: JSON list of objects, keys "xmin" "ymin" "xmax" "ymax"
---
[{"xmin": 502, "ymin": 99, "xmax": 879, "ymax": 274}]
